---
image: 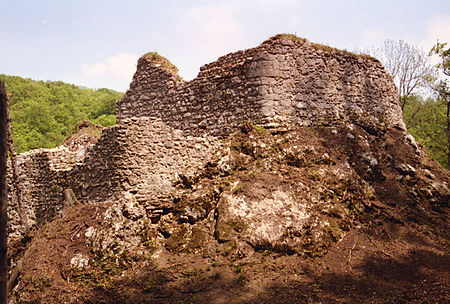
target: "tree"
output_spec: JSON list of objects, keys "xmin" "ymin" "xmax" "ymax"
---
[
  {"xmin": 372, "ymin": 40, "xmax": 435, "ymax": 110},
  {"xmin": 0, "ymin": 74, "xmax": 122, "ymax": 154},
  {"xmin": 430, "ymin": 42, "xmax": 450, "ymax": 169},
  {"xmin": 403, "ymin": 96, "xmax": 448, "ymax": 168},
  {"xmin": 0, "ymin": 79, "xmax": 8, "ymax": 303}
]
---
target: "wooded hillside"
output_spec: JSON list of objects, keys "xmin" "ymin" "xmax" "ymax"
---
[{"xmin": 0, "ymin": 74, "xmax": 123, "ymax": 154}]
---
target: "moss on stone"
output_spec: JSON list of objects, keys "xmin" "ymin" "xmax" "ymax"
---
[
  {"xmin": 165, "ymin": 225, "xmax": 209, "ymax": 253},
  {"xmin": 269, "ymin": 33, "xmax": 378, "ymax": 62},
  {"xmin": 190, "ymin": 226, "xmax": 208, "ymax": 249},
  {"xmin": 271, "ymin": 33, "xmax": 307, "ymax": 43},
  {"xmin": 324, "ymin": 219, "xmax": 343, "ymax": 243},
  {"xmin": 142, "ymin": 52, "xmax": 180, "ymax": 75},
  {"xmin": 216, "ymin": 218, "xmax": 248, "ymax": 244},
  {"xmin": 215, "ymin": 196, "xmax": 249, "ymax": 243},
  {"xmin": 139, "ymin": 223, "xmax": 157, "ymax": 249},
  {"xmin": 165, "ymin": 226, "xmax": 188, "ymax": 252},
  {"xmin": 215, "ymin": 220, "xmax": 234, "ymax": 243}
]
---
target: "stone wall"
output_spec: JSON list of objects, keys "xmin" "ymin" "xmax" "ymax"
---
[
  {"xmin": 7, "ymin": 147, "xmax": 83, "ymax": 238},
  {"xmin": 74, "ymin": 117, "xmax": 221, "ymax": 207},
  {"xmin": 117, "ymin": 34, "xmax": 404, "ymax": 134},
  {"xmin": 8, "ymin": 34, "xmax": 406, "ymax": 238},
  {"xmin": 7, "ymin": 118, "xmax": 221, "ymax": 237},
  {"xmin": 117, "ymin": 47, "xmax": 264, "ymax": 135}
]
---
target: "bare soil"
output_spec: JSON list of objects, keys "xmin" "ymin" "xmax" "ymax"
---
[{"xmin": 8, "ymin": 125, "xmax": 449, "ymax": 303}]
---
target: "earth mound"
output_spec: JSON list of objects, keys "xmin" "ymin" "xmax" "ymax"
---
[
  {"xmin": 10, "ymin": 124, "xmax": 449, "ymax": 303},
  {"xmin": 6, "ymin": 34, "xmax": 449, "ymax": 303}
]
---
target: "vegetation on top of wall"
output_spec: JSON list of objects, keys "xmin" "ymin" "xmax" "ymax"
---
[
  {"xmin": 271, "ymin": 33, "xmax": 307, "ymax": 44},
  {"xmin": 271, "ymin": 33, "xmax": 377, "ymax": 62},
  {"xmin": 0, "ymin": 74, "xmax": 123, "ymax": 154},
  {"xmin": 311, "ymin": 43, "xmax": 378, "ymax": 62},
  {"xmin": 142, "ymin": 52, "xmax": 180, "ymax": 76}
]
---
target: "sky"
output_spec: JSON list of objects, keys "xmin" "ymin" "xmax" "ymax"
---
[{"xmin": 1, "ymin": 0, "xmax": 449, "ymax": 92}]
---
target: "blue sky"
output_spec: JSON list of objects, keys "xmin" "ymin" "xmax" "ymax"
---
[{"xmin": 1, "ymin": 0, "xmax": 449, "ymax": 91}]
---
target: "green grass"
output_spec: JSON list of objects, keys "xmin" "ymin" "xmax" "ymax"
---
[
  {"xmin": 270, "ymin": 33, "xmax": 378, "ymax": 61},
  {"xmin": 143, "ymin": 52, "xmax": 181, "ymax": 76}
]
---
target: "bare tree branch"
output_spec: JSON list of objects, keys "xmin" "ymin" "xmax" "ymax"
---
[{"xmin": 371, "ymin": 40, "xmax": 436, "ymax": 110}]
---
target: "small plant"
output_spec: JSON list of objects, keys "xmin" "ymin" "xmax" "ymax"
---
[
  {"xmin": 363, "ymin": 185, "xmax": 376, "ymax": 199},
  {"xmin": 237, "ymin": 273, "xmax": 246, "ymax": 284},
  {"xmin": 348, "ymin": 200, "xmax": 363, "ymax": 214},
  {"xmin": 312, "ymin": 282, "xmax": 322, "ymax": 293},
  {"xmin": 273, "ymin": 33, "xmax": 307, "ymax": 43},
  {"xmin": 33, "ymin": 275, "xmax": 52, "ymax": 290},
  {"xmin": 182, "ymin": 267, "xmax": 199, "ymax": 277},
  {"xmin": 143, "ymin": 51, "xmax": 180, "ymax": 76},
  {"xmin": 252, "ymin": 123, "xmax": 266, "ymax": 134},
  {"xmin": 143, "ymin": 277, "xmax": 160, "ymax": 293},
  {"xmin": 232, "ymin": 182, "xmax": 245, "ymax": 194},
  {"xmin": 213, "ymin": 271, "xmax": 221, "ymax": 280},
  {"xmin": 262, "ymin": 249, "xmax": 271, "ymax": 256}
]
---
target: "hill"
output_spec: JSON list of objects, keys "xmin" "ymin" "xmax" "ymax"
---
[
  {"xmin": 12, "ymin": 124, "xmax": 449, "ymax": 303},
  {"xmin": 6, "ymin": 34, "xmax": 449, "ymax": 303},
  {"xmin": 0, "ymin": 74, "xmax": 122, "ymax": 154}
]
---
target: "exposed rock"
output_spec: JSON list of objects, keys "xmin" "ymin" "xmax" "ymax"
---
[
  {"xmin": 7, "ymin": 34, "xmax": 450, "ymax": 304},
  {"xmin": 395, "ymin": 163, "xmax": 416, "ymax": 176},
  {"xmin": 84, "ymin": 200, "xmax": 150, "ymax": 255},
  {"xmin": 217, "ymin": 189, "xmax": 311, "ymax": 252},
  {"xmin": 6, "ymin": 35, "xmax": 449, "ymax": 273},
  {"xmin": 424, "ymin": 169, "xmax": 435, "ymax": 179},
  {"xmin": 70, "ymin": 253, "xmax": 89, "ymax": 269}
]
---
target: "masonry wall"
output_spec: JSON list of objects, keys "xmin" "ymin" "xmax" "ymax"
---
[
  {"xmin": 7, "ymin": 147, "xmax": 83, "ymax": 238},
  {"xmin": 8, "ymin": 119, "xmax": 221, "ymax": 238},
  {"xmin": 74, "ymin": 118, "xmax": 221, "ymax": 207},
  {"xmin": 117, "ymin": 35, "xmax": 404, "ymax": 134},
  {"xmin": 117, "ymin": 47, "xmax": 265, "ymax": 135},
  {"xmin": 8, "ymin": 35, "xmax": 406, "ymax": 238}
]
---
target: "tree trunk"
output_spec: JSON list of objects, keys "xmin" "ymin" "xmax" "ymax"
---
[
  {"xmin": 447, "ymin": 98, "xmax": 449, "ymax": 169},
  {"xmin": 0, "ymin": 79, "xmax": 9, "ymax": 303},
  {"xmin": 4, "ymin": 90, "xmax": 27, "ymax": 231},
  {"xmin": 400, "ymin": 95, "xmax": 406, "ymax": 111}
]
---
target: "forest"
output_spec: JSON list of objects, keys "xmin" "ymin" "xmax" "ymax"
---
[
  {"xmin": 0, "ymin": 74, "xmax": 122, "ymax": 154},
  {"xmin": 403, "ymin": 95, "xmax": 448, "ymax": 168}
]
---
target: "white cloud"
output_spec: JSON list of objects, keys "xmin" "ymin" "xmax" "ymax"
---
[
  {"xmin": 167, "ymin": 1, "xmax": 303, "ymax": 80},
  {"xmin": 64, "ymin": 53, "xmax": 139, "ymax": 91},
  {"xmin": 421, "ymin": 14, "xmax": 450, "ymax": 50},
  {"xmin": 82, "ymin": 53, "xmax": 139, "ymax": 79},
  {"xmin": 74, "ymin": 53, "xmax": 139, "ymax": 91}
]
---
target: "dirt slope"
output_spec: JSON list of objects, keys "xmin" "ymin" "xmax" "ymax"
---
[{"xmin": 9, "ymin": 124, "xmax": 449, "ymax": 303}]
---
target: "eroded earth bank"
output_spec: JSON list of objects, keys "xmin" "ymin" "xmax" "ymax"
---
[{"xmin": 6, "ymin": 34, "xmax": 449, "ymax": 303}]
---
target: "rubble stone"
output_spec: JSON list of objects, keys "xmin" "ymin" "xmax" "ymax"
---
[{"xmin": 6, "ymin": 34, "xmax": 407, "ymax": 240}]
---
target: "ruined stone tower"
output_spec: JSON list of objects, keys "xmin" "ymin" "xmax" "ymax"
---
[
  {"xmin": 117, "ymin": 34, "xmax": 404, "ymax": 134},
  {"xmin": 7, "ymin": 34, "xmax": 409, "ymax": 238}
]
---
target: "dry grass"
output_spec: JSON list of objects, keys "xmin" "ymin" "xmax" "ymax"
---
[{"xmin": 142, "ymin": 52, "xmax": 180, "ymax": 75}]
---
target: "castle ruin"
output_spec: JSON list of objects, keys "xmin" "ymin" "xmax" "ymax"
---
[{"xmin": 7, "ymin": 34, "xmax": 406, "ymax": 238}]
